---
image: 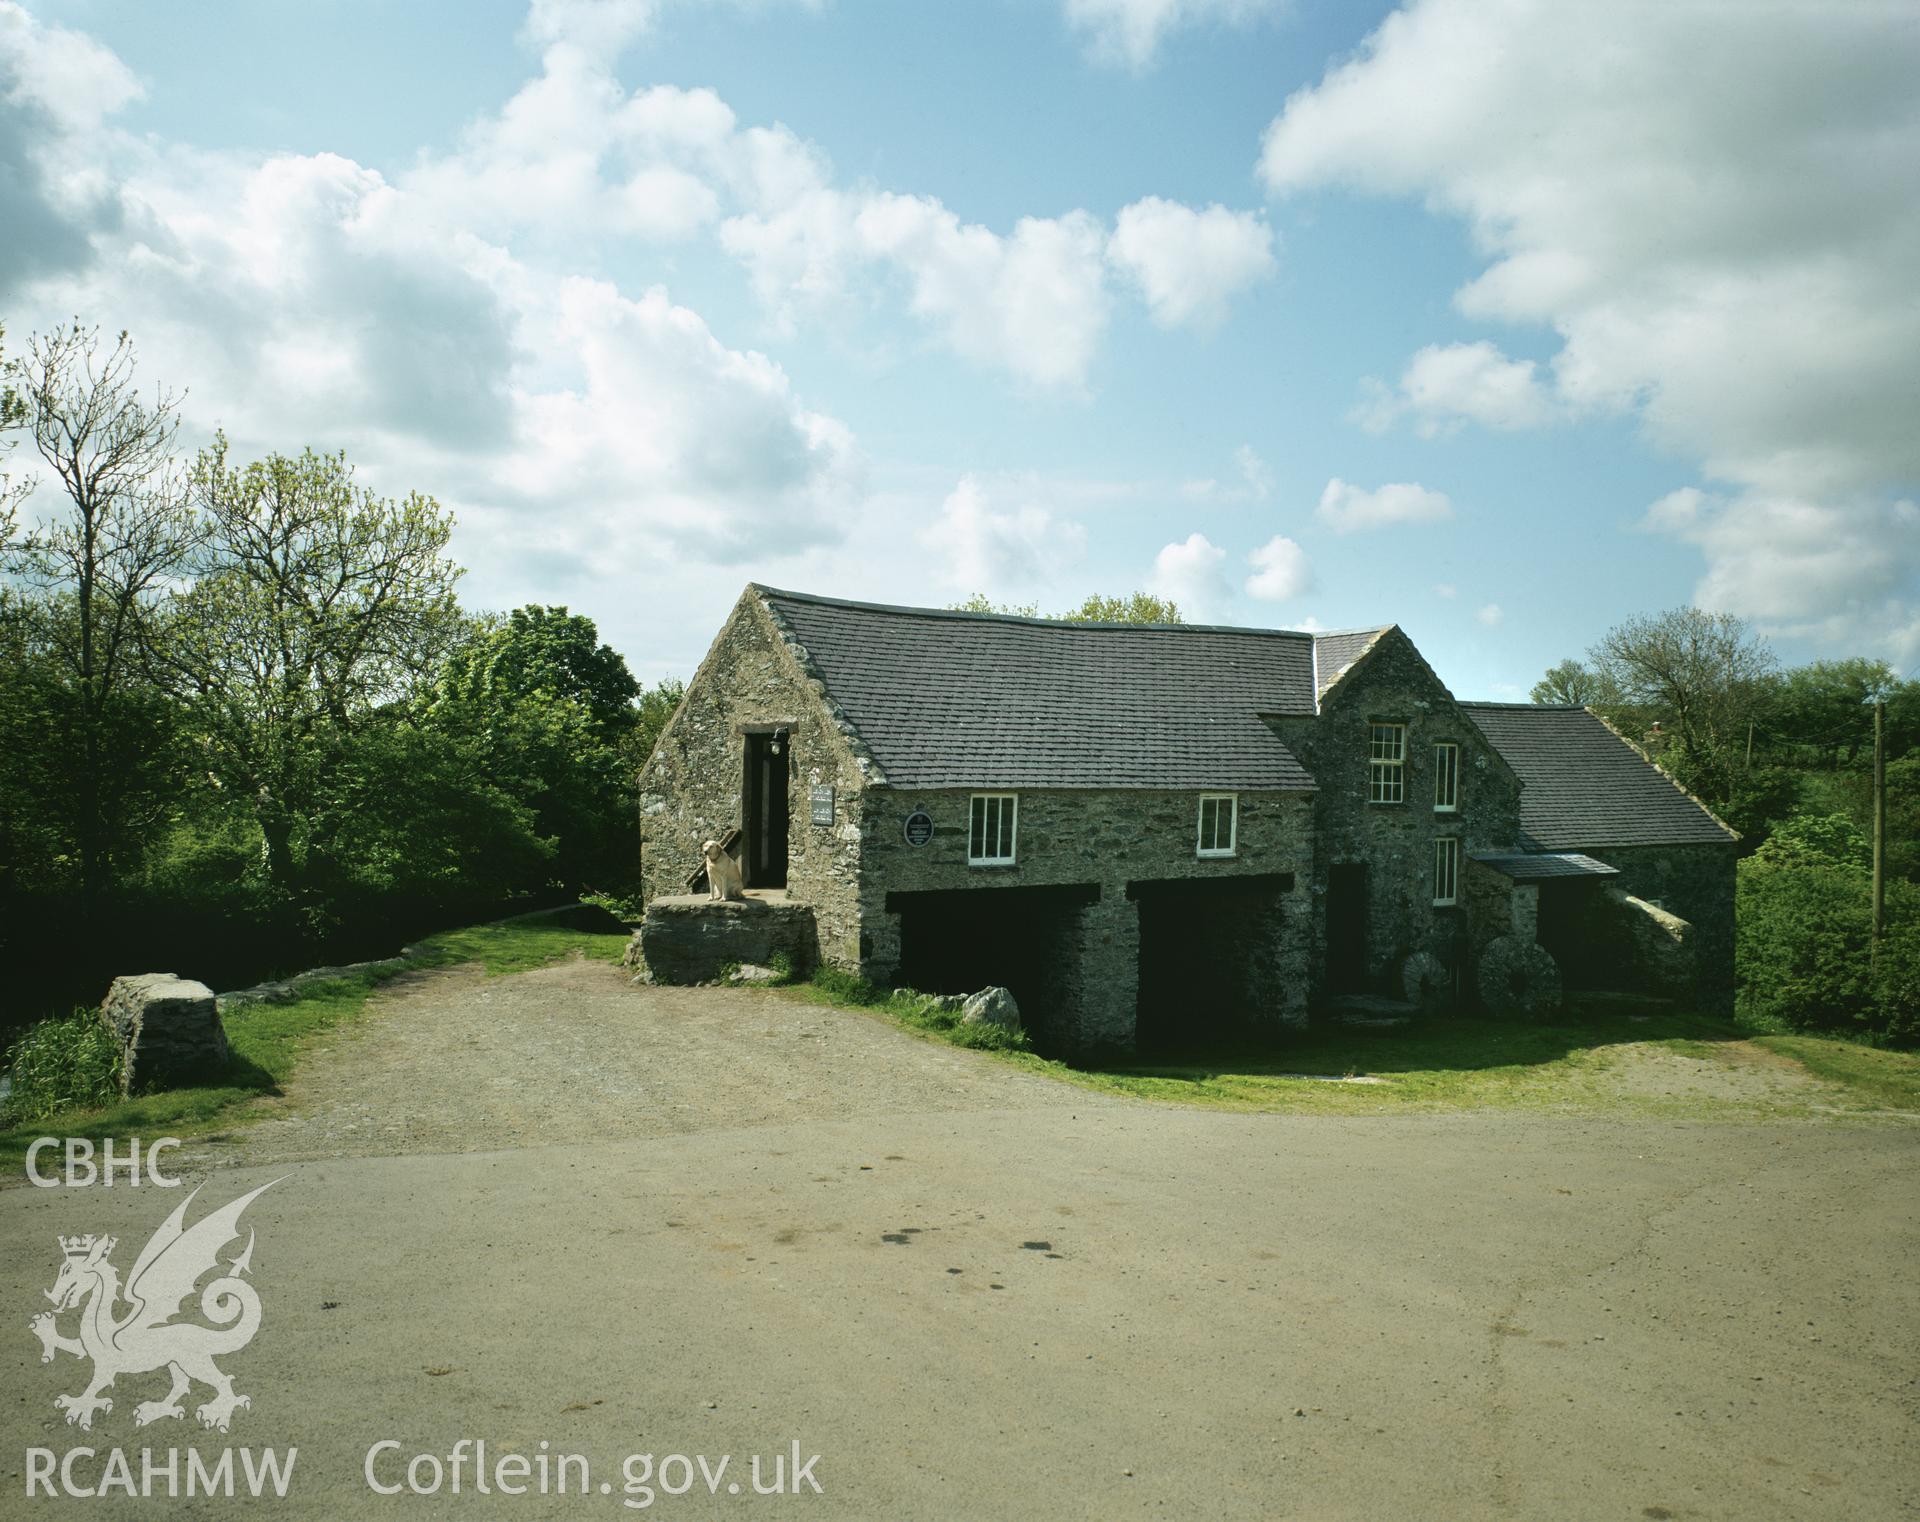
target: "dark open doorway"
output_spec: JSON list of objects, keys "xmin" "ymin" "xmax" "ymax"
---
[
  {"xmin": 889, "ymin": 883, "xmax": 1097, "ymax": 1052},
  {"xmin": 1325, "ymin": 862, "xmax": 1369, "ymax": 992},
  {"xmin": 741, "ymin": 729, "xmax": 790, "ymax": 889},
  {"xmin": 1134, "ymin": 873, "xmax": 1295, "ymax": 1050}
]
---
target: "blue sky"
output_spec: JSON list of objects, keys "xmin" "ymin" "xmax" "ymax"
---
[{"xmin": 3, "ymin": 0, "xmax": 1915, "ymax": 694}]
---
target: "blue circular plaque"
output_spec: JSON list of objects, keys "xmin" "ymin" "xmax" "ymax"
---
[{"xmin": 903, "ymin": 809, "xmax": 934, "ymax": 846}]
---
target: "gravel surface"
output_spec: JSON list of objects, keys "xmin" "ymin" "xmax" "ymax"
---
[{"xmin": 198, "ymin": 953, "xmax": 1093, "ymax": 1167}]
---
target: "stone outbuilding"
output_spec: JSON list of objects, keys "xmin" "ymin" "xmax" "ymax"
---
[{"xmin": 636, "ymin": 586, "xmax": 1737, "ymax": 1050}]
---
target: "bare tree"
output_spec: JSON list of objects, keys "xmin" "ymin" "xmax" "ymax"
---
[
  {"xmin": 7, "ymin": 323, "xmax": 197, "ymax": 901},
  {"xmin": 1587, "ymin": 607, "xmax": 1776, "ymax": 766},
  {"xmin": 0, "ymin": 322, "xmax": 29, "ymax": 546}
]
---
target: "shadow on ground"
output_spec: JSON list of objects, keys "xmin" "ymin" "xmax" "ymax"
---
[{"xmin": 1103, "ymin": 1001, "xmax": 1745, "ymax": 1084}]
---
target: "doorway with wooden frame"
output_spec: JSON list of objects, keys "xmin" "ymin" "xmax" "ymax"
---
[{"xmin": 740, "ymin": 727, "xmax": 790, "ymax": 890}]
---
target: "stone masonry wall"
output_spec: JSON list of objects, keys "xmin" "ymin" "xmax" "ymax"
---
[
  {"xmin": 1270, "ymin": 629, "xmax": 1524, "ymax": 997},
  {"xmin": 1584, "ymin": 842, "xmax": 1736, "ymax": 1012},
  {"xmin": 856, "ymin": 786, "xmax": 1316, "ymax": 1048},
  {"xmin": 638, "ymin": 591, "xmax": 867, "ymax": 966}
]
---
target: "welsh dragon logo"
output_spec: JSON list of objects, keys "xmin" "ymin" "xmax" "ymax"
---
[{"xmin": 30, "ymin": 1180, "xmax": 281, "ymax": 1432}]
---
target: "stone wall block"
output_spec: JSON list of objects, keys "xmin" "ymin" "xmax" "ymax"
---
[
  {"xmin": 100, "ymin": 973, "xmax": 230, "ymax": 1094},
  {"xmin": 635, "ymin": 897, "xmax": 819, "ymax": 985}
]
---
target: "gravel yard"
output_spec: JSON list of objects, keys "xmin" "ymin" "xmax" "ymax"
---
[{"xmin": 200, "ymin": 953, "xmax": 1094, "ymax": 1166}]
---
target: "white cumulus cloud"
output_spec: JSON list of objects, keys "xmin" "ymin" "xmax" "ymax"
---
[
  {"xmin": 1260, "ymin": 0, "xmax": 1920, "ymax": 653},
  {"xmin": 1315, "ymin": 478, "xmax": 1453, "ymax": 534},
  {"xmin": 853, "ymin": 195, "xmax": 1114, "ymax": 391},
  {"xmin": 0, "ymin": 11, "xmax": 862, "ymax": 596},
  {"xmin": 920, "ymin": 476, "xmax": 1088, "ymax": 594},
  {"xmin": 1476, "ymin": 602, "xmax": 1503, "ymax": 627},
  {"xmin": 1107, "ymin": 197, "xmax": 1276, "ymax": 332},
  {"xmin": 1356, "ymin": 340, "xmax": 1558, "ymax": 437},
  {"xmin": 1149, "ymin": 531, "xmax": 1231, "ymax": 620},
  {"xmin": 1245, "ymin": 534, "xmax": 1311, "ymax": 601},
  {"xmin": 1641, "ymin": 488, "xmax": 1920, "ymax": 662}
]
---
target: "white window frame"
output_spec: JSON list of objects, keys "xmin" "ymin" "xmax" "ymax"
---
[
  {"xmin": 1196, "ymin": 793, "xmax": 1238, "ymax": 858},
  {"xmin": 968, "ymin": 793, "xmax": 1019, "ymax": 866},
  {"xmin": 1433, "ymin": 741, "xmax": 1460, "ymax": 813},
  {"xmin": 1433, "ymin": 836, "xmax": 1460, "ymax": 907},
  {"xmin": 1368, "ymin": 722, "xmax": 1406, "ymax": 804}
]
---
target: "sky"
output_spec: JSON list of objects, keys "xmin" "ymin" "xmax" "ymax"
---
[{"xmin": 1, "ymin": 0, "xmax": 1915, "ymax": 696}]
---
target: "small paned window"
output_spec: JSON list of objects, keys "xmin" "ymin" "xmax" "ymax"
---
[
  {"xmin": 1433, "ymin": 742, "xmax": 1460, "ymax": 812},
  {"xmin": 968, "ymin": 794, "xmax": 1018, "ymax": 865},
  {"xmin": 1197, "ymin": 794, "xmax": 1238, "ymax": 857},
  {"xmin": 1433, "ymin": 836, "xmax": 1460, "ymax": 906},
  {"xmin": 1369, "ymin": 723, "xmax": 1406, "ymax": 804}
]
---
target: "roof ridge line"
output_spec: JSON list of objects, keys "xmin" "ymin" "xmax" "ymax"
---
[{"xmin": 751, "ymin": 583, "xmax": 1318, "ymax": 639}]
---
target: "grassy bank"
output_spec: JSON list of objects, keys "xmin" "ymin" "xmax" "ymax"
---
[
  {"xmin": 0, "ymin": 909, "xmax": 630, "ymax": 1170},
  {"xmin": 795, "ymin": 974, "xmax": 1920, "ymax": 1120},
  {"xmin": 987, "ymin": 1004, "xmax": 1920, "ymax": 1119}
]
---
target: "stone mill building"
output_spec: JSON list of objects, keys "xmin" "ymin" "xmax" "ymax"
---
[{"xmin": 635, "ymin": 585, "xmax": 1737, "ymax": 1051}]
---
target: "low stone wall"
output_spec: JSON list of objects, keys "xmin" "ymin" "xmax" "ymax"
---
[
  {"xmin": 630, "ymin": 895, "xmax": 819, "ymax": 985},
  {"xmin": 1574, "ymin": 887, "xmax": 1696, "ymax": 997},
  {"xmin": 1584, "ymin": 843, "xmax": 1735, "ymax": 1012}
]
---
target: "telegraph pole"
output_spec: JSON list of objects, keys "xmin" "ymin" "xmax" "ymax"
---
[{"xmin": 1872, "ymin": 698, "xmax": 1886, "ymax": 966}]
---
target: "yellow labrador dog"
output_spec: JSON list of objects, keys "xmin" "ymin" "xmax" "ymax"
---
[{"xmin": 702, "ymin": 840, "xmax": 747, "ymax": 901}]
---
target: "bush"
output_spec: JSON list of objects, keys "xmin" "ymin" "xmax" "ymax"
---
[
  {"xmin": 2, "ymin": 1008, "xmax": 122, "ymax": 1124},
  {"xmin": 1871, "ymin": 883, "xmax": 1920, "ymax": 1045},
  {"xmin": 1737, "ymin": 849, "xmax": 1919, "ymax": 1043}
]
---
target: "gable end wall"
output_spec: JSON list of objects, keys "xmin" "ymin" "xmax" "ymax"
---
[
  {"xmin": 1272, "ymin": 627, "xmax": 1524, "ymax": 993},
  {"xmin": 638, "ymin": 590, "xmax": 868, "ymax": 966}
]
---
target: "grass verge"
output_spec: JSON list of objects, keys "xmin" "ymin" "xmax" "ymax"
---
[
  {"xmin": 0, "ymin": 908, "xmax": 631, "ymax": 1170},
  {"xmin": 1014, "ymin": 1006, "xmax": 1920, "ymax": 1118},
  {"xmin": 786, "ymin": 966, "xmax": 1031, "ymax": 1052},
  {"xmin": 1749, "ymin": 1034, "xmax": 1920, "ymax": 1111},
  {"xmin": 789, "ymin": 979, "xmax": 1917, "ymax": 1119}
]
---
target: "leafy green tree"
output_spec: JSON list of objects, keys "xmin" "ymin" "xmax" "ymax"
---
[
  {"xmin": 302, "ymin": 718, "xmax": 552, "ymax": 919},
  {"xmin": 1768, "ymin": 658, "xmax": 1898, "ymax": 766},
  {"xmin": 949, "ymin": 591, "xmax": 1184, "ymax": 624},
  {"xmin": 437, "ymin": 605, "xmax": 639, "ymax": 729},
  {"xmin": 627, "ymin": 677, "xmax": 685, "ymax": 775},
  {"xmin": 4, "ymin": 323, "xmax": 196, "ymax": 903},
  {"xmin": 429, "ymin": 606, "xmax": 645, "ymax": 888},
  {"xmin": 158, "ymin": 437, "xmax": 463, "ymax": 893},
  {"xmin": 1585, "ymin": 607, "xmax": 1777, "ymax": 818},
  {"xmin": 1059, "ymin": 591, "xmax": 1183, "ymax": 624},
  {"xmin": 949, "ymin": 593, "xmax": 1041, "ymax": 617},
  {"xmin": 1529, "ymin": 657, "xmax": 1609, "ymax": 706}
]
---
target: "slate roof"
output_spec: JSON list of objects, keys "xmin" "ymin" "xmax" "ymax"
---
[
  {"xmin": 757, "ymin": 587, "xmax": 1319, "ymax": 791},
  {"xmin": 1311, "ymin": 628, "xmax": 1390, "ymax": 702},
  {"xmin": 1470, "ymin": 851, "xmax": 1621, "ymax": 881},
  {"xmin": 1461, "ymin": 704, "xmax": 1738, "ymax": 849}
]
